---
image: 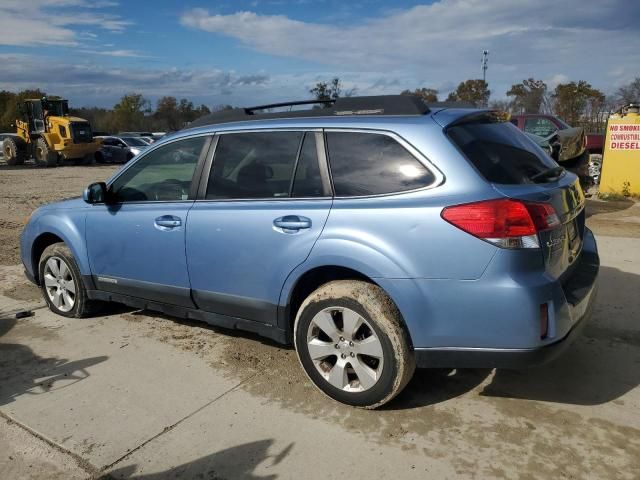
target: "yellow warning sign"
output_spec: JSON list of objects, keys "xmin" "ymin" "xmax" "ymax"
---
[{"xmin": 600, "ymin": 104, "xmax": 640, "ymax": 195}]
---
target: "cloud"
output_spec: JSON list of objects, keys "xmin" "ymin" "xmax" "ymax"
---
[
  {"xmin": 180, "ymin": 0, "xmax": 640, "ymax": 95},
  {"xmin": 80, "ymin": 49, "xmax": 148, "ymax": 58},
  {"xmin": 0, "ymin": 54, "xmax": 272, "ymax": 107},
  {"xmin": 0, "ymin": 53, "xmax": 431, "ymax": 108},
  {"xmin": 0, "ymin": 0, "xmax": 130, "ymax": 47}
]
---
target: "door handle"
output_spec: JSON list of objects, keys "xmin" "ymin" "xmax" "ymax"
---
[
  {"xmin": 154, "ymin": 215, "xmax": 182, "ymax": 230},
  {"xmin": 273, "ymin": 215, "xmax": 312, "ymax": 232}
]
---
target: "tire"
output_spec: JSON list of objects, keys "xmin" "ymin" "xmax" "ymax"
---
[
  {"xmin": 95, "ymin": 151, "xmax": 105, "ymax": 164},
  {"xmin": 294, "ymin": 280, "xmax": 415, "ymax": 409},
  {"xmin": 38, "ymin": 243, "xmax": 102, "ymax": 318},
  {"xmin": 34, "ymin": 137, "xmax": 58, "ymax": 167},
  {"xmin": 3, "ymin": 137, "xmax": 26, "ymax": 166},
  {"xmin": 588, "ymin": 153, "xmax": 603, "ymax": 185},
  {"xmin": 84, "ymin": 153, "xmax": 96, "ymax": 165}
]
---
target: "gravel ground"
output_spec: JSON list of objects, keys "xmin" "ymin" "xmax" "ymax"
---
[{"xmin": 0, "ymin": 163, "xmax": 119, "ymax": 266}]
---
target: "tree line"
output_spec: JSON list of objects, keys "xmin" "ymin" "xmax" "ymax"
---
[
  {"xmin": 0, "ymin": 89, "xmax": 231, "ymax": 133},
  {"xmin": 1, "ymin": 77, "xmax": 637, "ymax": 135},
  {"xmin": 396, "ymin": 77, "xmax": 639, "ymax": 133}
]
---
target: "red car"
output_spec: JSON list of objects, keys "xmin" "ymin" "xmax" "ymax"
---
[
  {"xmin": 511, "ymin": 114, "xmax": 604, "ymax": 187},
  {"xmin": 510, "ymin": 114, "xmax": 604, "ymax": 155}
]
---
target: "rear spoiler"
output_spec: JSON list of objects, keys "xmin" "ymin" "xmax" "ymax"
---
[{"xmin": 445, "ymin": 110, "xmax": 510, "ymax": 128}]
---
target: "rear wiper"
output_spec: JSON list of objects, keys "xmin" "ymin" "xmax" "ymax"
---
[{"xmin": 530, "ymin": 166, "xmax": 565, "ymax": 182}]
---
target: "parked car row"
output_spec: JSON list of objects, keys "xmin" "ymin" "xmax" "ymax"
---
[{"xmin": 94, "ymin": 136, "xmax": 151, "ymax": 163}]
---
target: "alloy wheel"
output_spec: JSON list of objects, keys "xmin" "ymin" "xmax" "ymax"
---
[
  {"xmin": 43, "ymin": 256, "xmax": 76, "ymax": 312},
  {"xmin": 306, "ymin": 307, "xmax": 384, "ymax": 392}
]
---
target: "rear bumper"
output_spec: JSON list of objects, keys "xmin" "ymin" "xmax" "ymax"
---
[
  {"xmin": 376, "ymin": 225, "xmax": 599, "ymax": 369},
  {"xmin": 414, "ymin": 281, "xmax": 596, "ymax": 369}
]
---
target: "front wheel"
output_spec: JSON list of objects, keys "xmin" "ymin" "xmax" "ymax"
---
[
  {"xmin": 34, "ymin": 138, "xmax": 58, "ymax": 167},
  {"xmin": 294, "ymin": 280, "xmax": 415, "ymax": 409},
  {"xmin": 39, "ymin": 243, "xmax": 102, "ymax": 318},
  {"xmin": 3, "ymin": 137, "xmax": 26, "ymax": 165}
]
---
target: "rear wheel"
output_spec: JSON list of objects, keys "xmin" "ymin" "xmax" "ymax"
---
[
  {"xmin": 294, "ymin": 280, "xmax": 415, "ymax": 409},
  {"xmin": 34, "ymin": 137, "xmax": 58, "ymax": 167},
  {"xmin": 39, "ymin": 243, "xmax": 102, "ymax": 318},
  {"xmin": 3, "ymin": 137, "xmax": 26, "ymax": 166}
]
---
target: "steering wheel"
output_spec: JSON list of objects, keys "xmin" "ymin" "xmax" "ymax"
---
[{"xmin": 150, "ymin": 178, "xmax": 186, "ymax": 201}]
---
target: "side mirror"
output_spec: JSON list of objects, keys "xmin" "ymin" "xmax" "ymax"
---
[{"xmin": 83, "ymin": 182, "xmax": 107, "ymax": 204}]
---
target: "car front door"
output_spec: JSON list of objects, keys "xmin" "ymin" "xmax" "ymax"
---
[
  {"xmin": 86, "ymin": 135, "xmax": 211, "ymax": 307},
  {"xmin": 186, "ymin": 130, "xmax": 332, "ymax": 324}
]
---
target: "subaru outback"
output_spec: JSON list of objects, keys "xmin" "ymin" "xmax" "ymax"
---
[{"xmin": 21, "ymin": 95, "xmax": 599, "ymax": 408}]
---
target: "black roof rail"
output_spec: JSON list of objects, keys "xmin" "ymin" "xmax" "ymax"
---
[
  {"xmin": 246, "ymin": 99, "xmax": 334, "ymax": 113},
  {"xmin": 186, "ymin": 95, "xmax": 430, "ymax": 129}
]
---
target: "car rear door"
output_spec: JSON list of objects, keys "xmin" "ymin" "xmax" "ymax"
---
[
  {"xmin": 186, "ymin": 130, "xmax": 332, "ymax": 325},
  {"xmin": 86, "ymin": 135, "xmax": 211, "ymax": 307}
]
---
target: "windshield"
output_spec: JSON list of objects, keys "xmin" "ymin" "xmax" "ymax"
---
[
  {"xmin": 44, "ymin": 100, "xmax": 69, "ymax": 117},
  {"xmin": 447, "ymin": 121, "xmax": 561, "ymax": 185},
  {"xmin": 122, "ymin": 137, "xmax": 149, "ymax": 147}
]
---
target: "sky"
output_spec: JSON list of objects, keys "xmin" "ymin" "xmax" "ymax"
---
[{"xmin": 0, "ymin": 0, "xmax": 638, "ymax": 109}]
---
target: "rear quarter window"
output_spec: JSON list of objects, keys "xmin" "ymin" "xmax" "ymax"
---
[
  {"xmin": 326, "ymin": 131, "xmax": 435, "ymax": 196},
  {"xmin": 447, "ymin": 121, "xmax": 558, "ymax": 185}
]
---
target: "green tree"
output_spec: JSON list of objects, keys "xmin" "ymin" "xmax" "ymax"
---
[
  {"xmin": 309, "ymin": 77, "xmax": 355, "ymax": 104},
  {"xmin": 155, "ymin": 96, "xmax": 179, "ymax": 130},
  {"xmin": 113, "ymin": 93, "xmax": 149, "ymax": 131},
  {"xmin": 446, "ymin": 79, "xmax": 490, "ymax": 107},
  {"xmin": 552, "ymin": 81, "xmax": 605, "ymax": 126},
  {"xmin": 616, "ymin": 77, "xmax": 640, "ymax": 105},
  {"xmin": 400, "ymin": 88, "xmax": 438, "ymax": 103},
  {"xmin": 506, "ymin": 78, "xmax": 547, "ymax": 114}
]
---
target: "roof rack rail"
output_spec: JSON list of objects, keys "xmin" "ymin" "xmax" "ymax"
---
[
  {"xmin": 246, "ymin": 99, "xmax": 334, "ymax": 113},
  {"xmin": 187, "ymin": 95, "xmax": 431, "ymax": 129}
]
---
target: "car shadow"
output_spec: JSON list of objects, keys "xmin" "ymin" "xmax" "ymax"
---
[
  {"xmin": 585, "ymin": 198, "xmax": 634, "ymax": 218},
  {"xmin": 102, "ymin": 439, "xmax": 293, "ymax": 479},
  {"xmin": 391, "ymin": 264, "xmax": 640, "ymax": 409},
  {"xmin": 0, "ymin": 317, "xmax": 108, "ymax": 406}
]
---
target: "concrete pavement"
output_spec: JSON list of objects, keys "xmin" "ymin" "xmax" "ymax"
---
[{"xmin": 1, "ymin": 236, "xmax": 639, "ymax": 479}]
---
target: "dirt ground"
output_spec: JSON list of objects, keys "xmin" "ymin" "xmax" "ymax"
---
[{"xmin": 0, "ymin": 163, "xmax": 119, "ymax": 266}]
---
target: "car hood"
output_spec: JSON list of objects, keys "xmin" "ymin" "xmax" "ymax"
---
[
  {"xmin": 551, "ymin": 127, "xmax": 586, "ymax": 162},
  {"xmin": 38, "ymin": 197, "xmax": 89, "ymax": 211}
]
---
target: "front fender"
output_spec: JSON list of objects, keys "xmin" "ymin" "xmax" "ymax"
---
[{"xmin": 24, "ymin": 211, "xmax": 89, "ymax": 280}]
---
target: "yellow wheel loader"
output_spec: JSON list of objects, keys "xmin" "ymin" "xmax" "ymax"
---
[{"xmin": 2, "ymin": 97, "xmax": 101, "ymax": 167}]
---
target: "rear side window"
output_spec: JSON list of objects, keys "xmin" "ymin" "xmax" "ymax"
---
[
  {"xmin": 447, "ymin": 121, "xmax": 558, "ymax": 185},
  {"xmin": 207, "ymin": 131, "xmax": 303, "ymax": 199},
  {"xmin": 326, "ymin": 132, "xmax": 434, "ymax": 196}
]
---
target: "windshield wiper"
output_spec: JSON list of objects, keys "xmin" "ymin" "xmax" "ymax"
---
[{"xmin": 530, "ymin": 166, "xmax": 565, "ymax": 182}]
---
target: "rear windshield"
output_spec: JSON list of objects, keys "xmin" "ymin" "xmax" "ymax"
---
[{"xmin": 447, "ymin": 121, "xmax": 559, "ymax": 184}]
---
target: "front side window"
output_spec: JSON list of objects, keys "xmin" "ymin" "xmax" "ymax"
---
[
  {"xmin": 326, "ymin": 132, "xmax": 435, "ymax": 196},
  {"xmin": 206, "ymin": 131, "xmax": 304, "ymax": 199},
  {"xmin": 110, "ymin": 136, "xmax": 207, "ymax": 202},
  {"xmin": 524, "ymin": 118, "xmax": 557, "ymax": 138}
]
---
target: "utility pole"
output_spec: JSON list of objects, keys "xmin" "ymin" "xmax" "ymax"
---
[
  {"xmin": 481, "ymin": 50, "xmax": 489, "ymax": 83},
  {"xmin": 481, "ymin": 50, "xmax": 489, "ymax": 107}
]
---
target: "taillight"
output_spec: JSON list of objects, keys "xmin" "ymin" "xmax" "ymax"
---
[{"xmin": 441, "ymin": 198, "xmax": 560, "ymax": 249}]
